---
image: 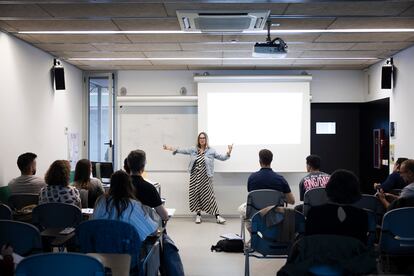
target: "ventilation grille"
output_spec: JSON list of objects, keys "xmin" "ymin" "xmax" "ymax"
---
[{"xmin": 177, "ymin": 10, "xmax": 270, "ymax": 32}]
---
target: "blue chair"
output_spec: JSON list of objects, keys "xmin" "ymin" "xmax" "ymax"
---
[
  {"xmin": 0, "ymin": 203, "xmax": 12, "ymax": 219},
  {"xmin": 245, "ymin": 209, "xmax": 305, "ymax": 276},
  {"xmin": 241, "ymin": 189, "xmax": 285, "ymax": 241},
  {"xmin": 8, "ymin": 193, "xmax": 39, "ymax": 211},
  {"xmin": 380, "ymin": 207, "xmax": 414, "ymax": 271},
  {"xmin": 0, "ymin": 220, "xmax": 42, "ymax": 256},
  {"xmin": 352, "ymin": 194, "xmax": 385, "ymax": 225},
  {"xmin": 76, "ymin": 219, "xmax": 160, "ymax": 276},
  {"xmin": 15, "ymin": 252, "xmax": 105, "ymax": 276},
  {"xmin": 32, "ymin": 202, "xmax": 82, "ymax": 229},
  {"xmin": 303, "ymin": 188, "xmax": 328, "ymax": 216}
]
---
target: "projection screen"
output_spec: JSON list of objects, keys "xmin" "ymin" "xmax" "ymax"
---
[{"xmin": 196, "ymin": 75, "xmax": 311, "ymax": 172}]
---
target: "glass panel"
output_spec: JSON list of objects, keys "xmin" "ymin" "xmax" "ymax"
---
[{"xmin": 89, "ymin": 77, "xmax": 112, "ymax": 162}]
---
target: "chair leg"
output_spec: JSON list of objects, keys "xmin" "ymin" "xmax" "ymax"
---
[{"xmin": 244, "ymin": 249, "xmax": 250, "ymax": 276}]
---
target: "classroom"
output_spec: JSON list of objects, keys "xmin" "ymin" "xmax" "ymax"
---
[{"xmin": 1, "ymin": 1, "xmax": 414, "ymax": 275}]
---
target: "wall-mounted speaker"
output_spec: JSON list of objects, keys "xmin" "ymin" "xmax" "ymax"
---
[
  {"xmin": 53, "ymin": 66, "xmax": 65, "ymax": 90},
  {"xmin": 381, "ymin": 65, "xmax": 393, "ymax": 89}
]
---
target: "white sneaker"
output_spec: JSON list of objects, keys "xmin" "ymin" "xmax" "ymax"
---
[
  {"xmin": 195, "ymin": 215, "xmax": 202, "ymax": 224},
  {"xmin": 216, "ymin": 215, "xmax": 226, "ymax": 224}
]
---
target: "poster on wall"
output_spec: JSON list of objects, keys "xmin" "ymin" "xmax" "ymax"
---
[
  {"xmin": 390, "ymin": 144, "xmax": 395, "ymax": 165},
  {"xmin": 68, "ymin": 132, "xmax": 80, "ymax": 169}
]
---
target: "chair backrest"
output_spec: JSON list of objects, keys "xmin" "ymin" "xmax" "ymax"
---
[
  {"xmin": 76, "ymin": 219, "xmax": 143, "ymax": 269},
  {"xmin": 15, "ymin": 252, "xmax": 105, "ymax": 276},
  {"xmin": 0, "ymin": 220, "xmax": 42, "ymax": 256},
  {"xmin": 352, "ymin": 194, "xmax": 385, "ymax": 223},
  {"xmin": 0, "ymin": 185, "xmax": 11, "ymax": 204},
  {"xmin": 246, "ymin": 189, "xmax": 285, "ymax": 219},
  {"xmin": 380, "ymin": 207, "xmax": 414, "ymax": 255},
  {"xmin": 79, "ymin": 189, "xmax": 89, "ymax": 208},
  {"xmin": 32, "ymin": 202, "xmax": 82, "ymax": 229},
  {"xmin": 0, "ymin": 203, "xmax": 12, "ymax": 219},
  {"xmin": 250, "ymin": 209, "xmax": 305, "ymax": 257},
  {"xmin": 8, "ymin": 193, "xmax": 39, "ymax": 210},
  {"xmin": 303, "ymin": 188, "xmax": 328, "ymax": 216}
]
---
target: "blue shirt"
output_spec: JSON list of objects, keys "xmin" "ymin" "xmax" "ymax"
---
[
  {"xmin": 379, "ymin": 171, "xmax": 406, "ymax": 192},
  {"xmin": 247, "ymin": 168, "xmax": 291, "ymax": 193},
  {"xmin": 92, "ymin": 196, "xmax": 158, "ymax": 242}
]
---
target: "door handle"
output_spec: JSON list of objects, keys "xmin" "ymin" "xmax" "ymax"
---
[{"xmin": 104, "ymin": 140, "xmax": 113, "ymax": 147}]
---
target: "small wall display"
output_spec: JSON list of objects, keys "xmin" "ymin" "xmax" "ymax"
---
[{"xmin": 316, "ymin": 122, "xmax": 336, "ymax": 135}]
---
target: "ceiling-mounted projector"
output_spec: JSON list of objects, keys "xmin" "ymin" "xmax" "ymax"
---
[{"xmin": 252, "ymin": 21, "xmax": 287, "ymax": 58}]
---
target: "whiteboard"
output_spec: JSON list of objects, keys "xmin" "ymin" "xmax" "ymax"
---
[{"xmin": 118, "ymin": 106, "xmax": 197, "ymax": 171}]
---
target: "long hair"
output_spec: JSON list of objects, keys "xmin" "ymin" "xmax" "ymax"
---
[
  {"xmin": 74, "ymin": 159, "xmax": 91, "ymax": 189},
  {"xmin": 106, "ymin": 170, "xmax": 136, "ymax": 219},
  {"xmin": 196, "ymin": 132, "xmax": 209, "ymax": 149},
  {"xmin": 45, "ymin": 160, "xmax": 71, "ymax": 187}
]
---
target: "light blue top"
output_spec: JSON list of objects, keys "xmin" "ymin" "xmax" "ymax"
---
[
  {"xmin": 400, "ymin": 182, "xmax": 414, "ymax": 198},
  {"xmin": 92, "ymin": 196, "xmax": 158, "ymax": 241},
  {"xmin": 173, "ymin": 146, "xmax": 229, "ymax": 177}
]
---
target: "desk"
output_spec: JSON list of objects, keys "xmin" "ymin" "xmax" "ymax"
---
[
  {"xmin": 40, "ymin": 228, "xmax": 75, "ymax": 250},
  {"xmin": 87, "ymin": 253, "xmax": 131, "ymax": 276}
]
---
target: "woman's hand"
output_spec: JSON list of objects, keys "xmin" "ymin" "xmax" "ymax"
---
[
  {"xmin": 163, "ymin": 144, "xmax": 175, "ymax": 151},
  {"xmin": 227, "ymin": 144, "xmax": 233, "ymax": 156}
]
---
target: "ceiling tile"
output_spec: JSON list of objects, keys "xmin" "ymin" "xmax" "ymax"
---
[
  {"xmin": 293, "ymin": 59, "xmax": 372, "ymax": 65},
  {"xmin": 350, "ymin": 42, "xmax": 413, "ymax": 51},
  {"xmin": 329, "ymin": 17, "xmax": 414, "ymax": 29},
  {"xmin": 300, "ymin": 50, "xmax": 378, "ymax": 58},
  {"xmin": 39, "ymin": 3, "xmax": 167, "ymax": 18},
  {"xmin": 126, "ymin": 34, "xmax": 222, "ymax": 43},
  {"xmin": 34, "ymin": 43, "xmax": 97, "ymax": 52},
  {"xmin": 288, "ymin": 42, "xmax": 355, "ymax": 51},
  {"xmin": 223, "ymin": 51, "xmax": 302, "ymax": 58},
  {"xmin": 0, "ymin": 4, "xmax": 51, "ymax": 17},
  {"xmin": 113, "ymin": 18, "xmax": 180, "ymax": 31},
  {"xmin": 14, "ymin": 34, "xmax": 41, "ymax": 43},
  {"xmin": 22, "ymin": 34, "xmax": 130, "ymax": 43},
  {"xmin": 400, "ymin": 4, "xmax": 414, "ymax": 16},
  {"xmin": 223, "ymin": 33, "xmax": 319, "ymax": 43},
  {"xmin": 284, "ymin": 2, "xmax": 413, "ymax": 16},
  {"xmin": 143, "ymin": 51, "xmax": 221, "ymax": 58},
  {"xmin": 120, "ymin": 65, "xmax": 188, "ymax": 70},
  {"xmin": 315, "ymin": 32, "xmax": 414, "ymax": 43},
  {"xmin": 55, "ymin": 51, "xmax": 146, "ymax": 59},
  {"xmin": 0, "ymin": 20, "xmax": 15, "ymax": 32},
  {"xmin": 180, "ymin": 42, "xmax": 252, "ymax": 51},
  {"xmin": 163, "ymin": 3, "xmax": 288, "ymax": 17},
  {"xmin": 270, "ymin": 18, "xmax": 335, "ymax": 30},
  {"xmin": 222, "ymin": 58, "xmax": 294, "ymax": 66},
  {"xmin": 76, "ymin": 60, "xmax": 152, "ymax": 66},
  {"xmin": 151, "ymin": 60, "xmax": 221, "ymax": 66},
  {"xmin": 3, "ymin": 20, "xmax": 119, "ymax": 31},
  {"xmin": 93, "ymin": 43, "xmax": 181, "ymax": 51}
]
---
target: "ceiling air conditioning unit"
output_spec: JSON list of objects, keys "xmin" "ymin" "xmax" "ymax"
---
[{"xmin": 177, "ymin": 10, "xmax": 270, "ymax": 32}]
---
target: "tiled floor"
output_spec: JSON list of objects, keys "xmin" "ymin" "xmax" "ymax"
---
[{"xmin": 167, "ymin": 216, "xmax": 286, "ymax": 276}]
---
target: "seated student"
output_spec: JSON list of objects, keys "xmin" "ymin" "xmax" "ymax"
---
[
  {"xmin": 373, "ymin": 157, "xmax": 408, "ymax": 192},
  {"xmin": 39, "ymin": 160, "xmax": 81, "ymax": 207},
  {"xmin": 123, "ymin": 157, "xmax": 130, "ymax": 174},
  {"xmin": 305, "ymin": 169, "xmax": 369, "ymax": 244},
  {"xmin": 92, "ymin": 170, "xmax": 158, "ymax": 242},
  {"xmin": 377, "ymin": 159, "xmax": 414, "ymax": 210},
  {"xmin": 239, "ymin": 149, "xmax": 295, "ymax": 216},
  {"xmin": 127, "ymin": 150, "xmax": 169, "ymax": 222},
  {"xmin": 299, "ymin": 155, "xmax": 330, "ymax": 202},
  {"xmin": 8, "ymin": 152, "xmax": 45, "ymax": 195},
  {"xmin": 72, "ymin": 159, "xmax": 104, "ymax": 208}
]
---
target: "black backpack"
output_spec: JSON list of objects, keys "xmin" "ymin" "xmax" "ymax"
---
[{"xmin": 211, "ymin": 239, "xmax": 244, "ymax": 253}]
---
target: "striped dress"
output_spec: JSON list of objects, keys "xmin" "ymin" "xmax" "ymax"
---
[{"xmin": 189, "ymin": 151, "xmax": 219, "ymax": 215}]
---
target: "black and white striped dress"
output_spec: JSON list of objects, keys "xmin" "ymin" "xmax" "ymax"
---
[{"xmin": 189, "ymin": 151, "xmax": 219, "ymax": 215}]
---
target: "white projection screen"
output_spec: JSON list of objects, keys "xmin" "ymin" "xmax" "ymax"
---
[{"xmin": 196, "ymin": 76, "xmax": 312, "ymax": 172}]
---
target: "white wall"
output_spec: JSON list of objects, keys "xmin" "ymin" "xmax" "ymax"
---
[
  {"xmin": 0, "ymin": 31, "xmax": 84, "ymax": 186},
  {"xmin": 117, "ymin": 69, "xmax": 365, "ymax": 215},
  {"xmin": 367, "ymin": 45, "xmax": 414, "ymax": 161}
]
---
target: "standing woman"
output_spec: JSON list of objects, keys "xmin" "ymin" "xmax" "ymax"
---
[{"xmin": 163, "ymin": 132, "xmax": 233, "ymax": 224}]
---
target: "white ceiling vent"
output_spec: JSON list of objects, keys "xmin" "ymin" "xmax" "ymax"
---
[{"xmin": 176, "ymin": 10, "xmax": 270, "ymax": 32}]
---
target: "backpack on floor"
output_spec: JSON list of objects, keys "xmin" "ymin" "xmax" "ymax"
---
[{"xmin": 211, "ymin": 239, "xmax": 244, "ymax": 253}]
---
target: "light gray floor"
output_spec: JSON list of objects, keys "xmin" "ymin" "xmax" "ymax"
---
[{"xmin": 167, "ymin": 216, "xmax": 286, "ymax": 276}]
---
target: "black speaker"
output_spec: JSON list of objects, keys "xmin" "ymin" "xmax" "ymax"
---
[
  {"xmin": 53, "ymin": 66, "xmax": 65, "ymax": 90},
  {"xmin": 381, "ymin": 65, "xmax": 393, "ymax": 89}
]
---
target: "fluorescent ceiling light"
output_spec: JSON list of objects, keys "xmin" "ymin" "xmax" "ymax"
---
[
  {"xmin": 17, "ymin": 28, "xmax": 414, "ymax": 35},
  {"xmin": 68, "ymin": 57, "xmax": 378, "ymax": 61}
]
